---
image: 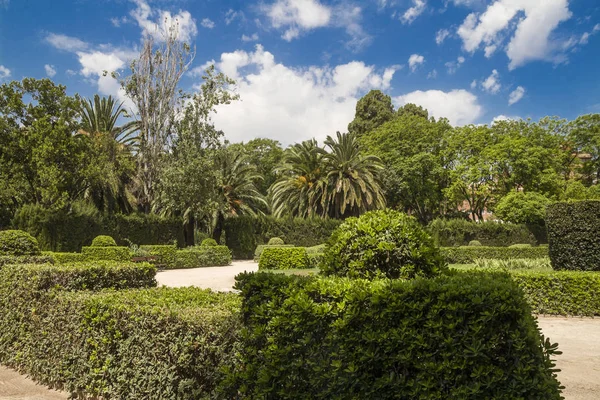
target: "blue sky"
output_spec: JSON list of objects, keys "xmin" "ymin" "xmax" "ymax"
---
[{"xmin": 0, "ymin": 0, "xmax": 599, "ymax": 145}]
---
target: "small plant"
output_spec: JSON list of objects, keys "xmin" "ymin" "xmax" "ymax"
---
[
  {"xmin": 0, "ymin": 230, "xmax": 41, "ymax": 256},
  {"xmin": 201, "ymin": 238, "xmax": 218, "ymax": 247},
  {"xmin": 268, "ymin": 237, "xmax": 285, "ymax": 245},
  {"xmin": 468, "ymin": 240, "xmax": 482, "ymax": 247},
  {"xmin": 91, "ymin": 235, "xmax": 117, "ymax": 247}
]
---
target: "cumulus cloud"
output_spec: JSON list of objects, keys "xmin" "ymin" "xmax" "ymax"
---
[
  {"xmin": 445, "ymin": 56, "xmax": 465, "ymax": 74},
  {"xmin": 408, "ymin": 54, "xmax": 425, "ymax": 72},
  {"xmin": 436, "ymin": 28, "xmax": 450, "ymax": 45},
  {"xmin": 45, "ymin": 33, "xmax": 89, "ymax": 52},
  {"xmin": 492, "ymin": 114, "xmax": 520, "ymax": 123},
  {"xmin": 427, "ymin": 69, "xmax": 437, "ymax": 79},
  {"xmin": 394, "ymin": 89, "xmax": 482, "ymax": 125},
  {"xmin": 225, "ymin": 9, "xmax": 244, "ymax": 25},
  {"xmin": 242, "ymin": 33, "xmax": 260, "ymax": 42},
  {"xmin": 401, "ymin": 0, "xmax": 426, "ymax": 24},
  {"xmin": 481, "ymin": 69, "xmax": 501, "ymax": 94},
  {"xmin": 457, "ymin": 0, "xmax": 573, "ymax": 70},
  {"xmin": 130, "ymin": 0, "xmax": 198, "ymax": 43},
  {"xmin": 111, "ymin": 16, "xmax": 129, "ymax": 27},
  {"xmin": 202, "ymin": 45, "xmax": 398, "ymax": 145},
  {"xmin": 508, "ymin": 86, "xmax": 525, "ymax": 105},
  {"xmin": 44, "ymin": 64, "xmax": 57, "ymax": 77},
  {"xmin": 0, "ymin": 65, "xmax": 10, "ymax": 79},
  {"xmin": 201, "ymin": 18, "xmax": 215, "ymax": 29}
]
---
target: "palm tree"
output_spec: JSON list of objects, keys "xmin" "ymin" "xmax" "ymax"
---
[
  {"xmin": 212, "ymin": 148, "xmax": 268, "ymax": 241},
  {"xmin": 270, "ymin": 139, "xmax": 327, "ymax": 218},
  {"xmin": 322, "ymin": 131, "xmax": 386, "ymax": 218}
]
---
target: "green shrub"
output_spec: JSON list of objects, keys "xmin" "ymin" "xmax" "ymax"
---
[
  {"xmin": 139, "ymin": 244, "xmax": 177, "ymax": 268},
  {"xmin": 201, "ymin": 238, "xmax": 218, "ymax": 247},
  {"xmin": 81, "ymin": 246, "xmax": 131, "ymax": 262},
  {"xmin": 227, "ymin": 272, "xmax": 563, "ymax": 399},
  {"xmin": 0, "ymin": 230, "xmax": 41, "ymax": 256},
  {"xmin": 170, "ymin": 246, "xmax": 232, "ymax": 269},
  {"xmin": 546, "ymin": 200, "xmax": 600, "ymax": 271},
  {"xmin": 473, "ymin": 258, "xmax": 552, "ymax": 271},
  {"xmin": 441, "ymin": 246, "xmax": 549, "ymax": 264},
  {"xmin": 0, "ymin": 255, "xmax": 54, "ymax": 268},
  {"xmin": 305, "ymin": 244, "xmax": 326, "ymax": 254},
  {"xmin": 427, "ymin": 218, "xmax": 538, "ymax": 247},
  {"xmin": 509, "ymin": 243, "xmax": 533, "ymax": 248},
  {"xmin": 268, "ymin": 237, "xmax": 285, "ymax": 245},
  {"xmin": 307, "ymin": 253, "xmax": 323, "ymax": 269},
  {"xmin": 42, "ymin": 252, "xmax": 85, "ymax": 264},
  {"xmin": 321, "ymin": 210, "xmax": 446, "ymax": 280},
  {"xmin": 254, "ymin": 244, "xmax": 295, "ymax": 261},
  {"xmin": 91, "ymin": 235, "xmax": 117, "ymax": 247},
  {"xmin": 511, "ymin": 270, "xmax": 600, "ymax": 316},
  {"xmin": 259, "ymin": 247, "xmax": 310, "ymax": 270},
  {"xmin": 468, "ymin": 240, "xmax": 482, "ymax": 246}
]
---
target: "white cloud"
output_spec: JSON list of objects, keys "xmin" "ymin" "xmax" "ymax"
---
[
  {"xmin": 66, "ymin": 69, "xmax": 77, "ymax": 76},
  {"xmin": 111, "ymin": 16, "xmax": 129, "ymax": 27},
  {"xmin": 401, "ymin": 0, "xmax": 426, "ymax": 24},
  {"xmin": 242, "ymin": 33, "xmax": 259, "ymax": 42},
  {"xmin": 130, "ymin": 0, "xmax": 198, "ymax": 43},
  {"xmin": 225, "ymin": 9, "xmax": 244, "ymax": 25},
  {"xmin": 492, "ymin": 114, "xmax": 520, "ymax": 123},
  {"xmin": 481, "ymin": 69, "xmax": 501, "ymax": 94},
  {"xmin": 203, "ymin": 45, "xmax": 397, "ymax": 145},
  {"xmin": 408, "ymin": 54, "xmax": 424, "ymax": 72},
  {"xmin": 201, "ymin": 18, "xmax": 215, "ymax": 29},
  {"xmin": 436, "ymin": 28, "xmax": 450, "ymax": 45},
  {"xmin": 45, "ymin": 33, "xmax": 89, "ymax": 52},
  {"xmin": 470, "ymin": 79, "xmax": 477, "ymax": 89},
  {"xmin": 508, "ymin": 85, "xmax": 525, "ymax": 105},
  {"xmin": 457, "ymin": 0, "xmax": 573, "ymax": 70},
  {"xmin": 44, "ymin": 64, "xmax": 57, "ymax": 77},
  {"xmin": 445, "ymin": 56, "xmax": 465, "ymax": 74},
  {"xmin": 0, "ymin": 65, "xmax": 10, "ymax": 79},
  {"xmin": 394, "ymin": 89, "xmax": 482, "ymax": 125},
  {"xmin": 427, "ymin": 69, "xmax": 437, "ymax": 79}
]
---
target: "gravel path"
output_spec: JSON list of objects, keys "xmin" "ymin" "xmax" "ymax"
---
[{"xmin": 2, "ymin": 262, "xmax": 598, "ymax": 399}]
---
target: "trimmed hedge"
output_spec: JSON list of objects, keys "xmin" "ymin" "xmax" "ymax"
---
[
  {"xmin": 0, "ymin": 229, "xmax": 41, "ymax": 255},
  {"xmin": 254, "ymin": 244, "xmax": 295, "ymax": 261},
  {"xmin": 0, "ymin": 254, "xmax": 54, "ymax": 268},
  {"xmin": 45, "ymin": 251, "xmax": 86, "ymax": 264},
  {"xmin": 428, "ymin": 218, "xmax": 538, "ymax": 247},
  {"xmin": 258, "ymin": 247, "xmax": 310, "ymax": 270},
  {"xmin": 170, "ymin": 246, "xmax": 232, "ymax": 269},
  {"xmin": 81, "ymin": 246, "xmax": 131, "ymax": 262},
  {"xmin": 441, "ymin": 246, "xmax": 549, "ymax": 264},
  {"xmin": 140, "ymin": 244, "xmax": 177, "ymax": 268},
  {"xmin": 226, "ymin": 272, "xmax": 563, "ymax": 399},
  {"xmin": 547, "ymin": 200, "xmax": 600, "ymax": 271},
  {"xmin": 201, "ymin": 238, "xmax": 218, "ymax": 247},
  {"xmin": 91, "ymin": 235, "xmax": 117, "ymax": 247},
  {"xmin": 268, "ymin": 237, "xmax": 285, "ymax": 245}
]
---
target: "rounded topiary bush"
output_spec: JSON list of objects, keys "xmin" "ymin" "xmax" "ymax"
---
[
  {"xmin": 468, "ymin": 240, "xmax": 482, "ymax": 247},
  {"xmin": 268, "ymin": 237, "xmax": 285, "ymax": 245},
  {"xmin": 201, "ymin": 238, "xmax": 218, "ymax": 247},
  {"xmin": 91, "ymin": 235, "xmax": 117, "ymax": 247},
  {"xmin": 320, "ymin": 210, "xmax": 446, "ymax": 280},
  {"xmin": 0, "ymin": 230, "xmax": 41, "ymax": 256}
]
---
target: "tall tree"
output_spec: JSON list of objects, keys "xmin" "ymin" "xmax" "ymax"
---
[
  {"xmin": 78, "ymin": 94, "xmax": 139, "ymax": 147},
  {"xmin": 229, "ymin": 138, "xmax": 284, "ymax": 195},
  {"xmin": 347, "ymin": 90, "xmax": 395, "ymax": 137}
]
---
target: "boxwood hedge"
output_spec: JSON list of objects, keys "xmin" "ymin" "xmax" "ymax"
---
[
  {"xmin": 170, "ymin": 246, "xmax": 232, "ymax": 269},
  {"xmin": 258, "ymin": 247, "xmax": 310, "ymax": 270},
  {"xmin": 81, "ymin": 245, "xmax": 131, "ymax": 262},
  {"xmin": 0, "ymin": 254, "xmax": 54, "ymax": 268},
  {"xmin": 227, "ymin": 272, "xmax": 563, "ymax": 399},
  {"xmin": 546, "ymin": 200, "xmax": 600, "ymax": 271},
  {"xmin": 0, "ymin": 229, "xmax": 41, "ymax": 256},
  {"xmin": 254, "ymin": 244, "xmax": 295, "ymax": 261},
  {"xmin": 43, "ymin": 251, "xmax": 85, "ymax": 264},
  {"xmin": 441, "ymin": 246, "xmax": 548, "ymax": 264},
  {"xmin": 140, "ymin": 244, "xmax": 177, "ymax": 268}
]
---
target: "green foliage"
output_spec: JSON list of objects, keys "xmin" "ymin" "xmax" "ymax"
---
[
  {"xmin": 139, "ymin": 244, "xmax": 177, "ymax": 268},
  {"xmin": 547, "ymin": 200, "xmax": 600, "ymax": 271},
  {"xmin": 509, "ymin": 243, "xmax": 533, "ymax": 248},
  {"xmin": 511, "ymin": 270, "xmax": 600, "ymax": 316},
  {"xmin": 254, "ymin": 244, "xmax": 295, "ymax": 261},
  {"xmin": 0, "ymin": 229, "xmax": 41, "ymax": 255},
  {"xmin": 347, "ymin": 89, "xmax": 395, "ymax": 137},
  {"xmin": 227, "ymin": 272, "xmax": 563, "ymax": 399},
  {"xmin": 428, "ymin": 218, "xmax": 537, "ymax": 247},
  {"xmin": 495, "ymin": 191, "xmax": 551, "ymax": 225},
  {"xmin": 441, "ymin": 246, "xmax": 549, "ymax": 264},
  {"xmin": 44, "ymin": 252, "xmax": 85, "ymax": 264},
  {"xmin": 321, "ymin": 210, "xmax": 446, "ymax": 279},
  {"xmin": 258, "ymin": 247, "xmax": 310, "ymax": 270},
  {"xmin": 0, "ymin": 255, "xmax": 54, "ymax": 268},
  {"xmin": 81, "ymin": 246, "xmax": 131, "ymax": 262},
  {"xmin": 91, "ymin": 235, "xmax": 117, "ymax": 247},
  {"xmin": 473, "ymin": 258, "xmax": 552, "ymax": 271},
  {"xmin": 170, "ymin": 246, "xmax": 232, "ymax": 269},
  {"xmin": 468, "ymin": 240, "xmax": 482, "ymax": 246},
  {"xmin": 268, "ymin": 237, "xmax": 285, "ymax": 245},
  {"xmin": 201, "ymin": 238, "xmax": 218, "ymax": 247},
  {"xmin": 229, "ymin": 138, "xmax": 284, "ymax": 194}
]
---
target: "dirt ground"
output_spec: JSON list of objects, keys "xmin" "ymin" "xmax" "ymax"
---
[{"xmin": 2, "ymin": 262, "xmax": 598, "ymax": 399}]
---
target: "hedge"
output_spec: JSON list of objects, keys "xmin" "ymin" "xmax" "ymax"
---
[
  {"xmin": 258, "ymin": 247, "xmax": 310, "ymax": 270},
  {"xmin": 224, "ymin": 216, "xmax": 342, "ymax": 259},
  {"xmin": 226, "ymin": 272, "xmax": 562, "ymax": 399},
  {"xmin": 546, "ymin": 200, "xmax": 600, "ymax": 271},
  {"xmin": 0, "ymin": 260, "xmax": 240, "ymax": 399},
  {"xmin": 0, "ymin": 229, "xmax": 41, "ymax": 255},
  {"xmin": 0, "ymin": 254, "xmax": 54, "ymax": 268},
  {"xmin": 44, "ymin": 251, "xmax": 86, "ymax": 264},
  {"xmin": 441, "ymin": 246, "xmax": 548, "ymax": 264},
  {"xmin": 13, "ymin": 203, "xmax": 185, "ymax": 252},
  {"xmin": 81, "ymin": 246, "xmax": 131, "ymax": 262},
  {"xmin": 169, "ymin": 246, "xmax": 232, "ymax": 269},
  {"xmin": 428, "ymin": 218, "xmax": 539, "ymax": 247},
  {"xmin": 254, "ymin": 244, "xmax": 295, "ymax": 261},
  {"xmin": 140, "ymin": 244, "xmax": 177, "ymax": 268}
]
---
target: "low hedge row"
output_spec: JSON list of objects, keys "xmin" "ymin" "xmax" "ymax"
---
[
  {"xmin": 427, "ymin": 219, "xmax": 539, "ymax": 247},
  {"xmin": 441, "ymin": 246, "xmax": 548, "ymax": 264},
  {"xmin": 258, "ymin": 247, "xmax": 310, "ymax": 270},
  {"xmin": 81, "ymin": 246, "xmax": 131, "ymax": 262},
  {"xmin": 43, "ymin": 251, "xmax": 85, "ymax": 264},
  {"xmin": 227, "ymin": 272, "xmax": 562, "ymax": 399},
  {"xmin": 169, "ymin": 246, "xmax": 232, "ymax": 269},
  {"xmin": 140, "ymin": 244, "xmax": 177, "ymax": 267},
  {"xmin": 0, "ymin": 254, "xmax": 54, "ymax": 268},
  {"xmin": 254, "ymin": 244, "xmax": 295, "ymax": 261}
]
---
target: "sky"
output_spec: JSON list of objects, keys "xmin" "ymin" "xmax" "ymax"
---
[{"xmin": 0, "ymin": 0, "xmax": 599, "ymax": 145}]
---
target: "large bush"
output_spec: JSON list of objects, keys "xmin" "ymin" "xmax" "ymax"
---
[
  {"xmin": 495, "ymin": 191, "xmax": 551, "ymax": 225},
  {"xmin": 0, "ymin": 229, "xmax": 41, "ymax": 256},
  {"xmin": 546, "ymin": 200, "xmax": 600, "ymax": 271},
  {"xmin": 427, "ymin": 218, "xmax": 538, "ymax": 247},
  {"xmin": 441, "ymin": 246, "xmax": 549, "ymax": 264},
  {"xmin": 321, "ymin": 210, "xmax": 446, "ymax": 279},
  {"xmin": 227, "ymin": 272, "xmax": 563, "ymax": 399},
  {"xmin": 258, "ymin": 247, "xmax": 310, "ymax": 270}
]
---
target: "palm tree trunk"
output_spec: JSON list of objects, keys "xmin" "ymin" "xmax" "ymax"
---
[
  {"xmin": 212, "ymin": 212, "xmax": 225, "ymax": 243},
  {"xmin": 184, "ymin": 214, "xmax": 195, "ymax": 247}
]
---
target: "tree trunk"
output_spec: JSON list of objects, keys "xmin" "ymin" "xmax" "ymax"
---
[
  {"xmin": 184, "ymin": 214, "xmax": 195, "ymax": 247},
  {"xmin": 212, "ymin": 213, "xmax": 225, "ymax": 243}
]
